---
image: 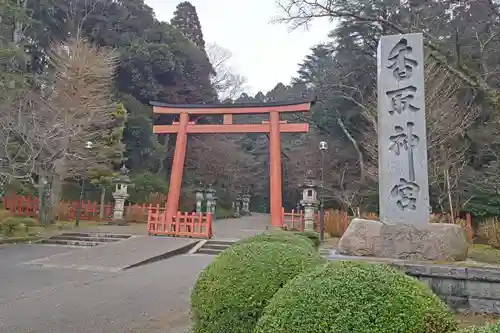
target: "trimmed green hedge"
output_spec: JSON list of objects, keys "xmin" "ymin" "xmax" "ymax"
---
[
  {"xmin": 190, "ymin": 241, "xmax": 324, "ymax": 333},
  {"xmin": 236, "ymin": 231, "xmax": 316, "ymax": 251},
  {"xmin": 460, "ymin": 322, "xmax": 500, "ymax": 333},
  {"xmin": 254, "ymin": 260, "xmax": 458, "ymax": 333}
]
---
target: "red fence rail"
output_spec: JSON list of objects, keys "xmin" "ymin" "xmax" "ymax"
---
[
  {"xmin": 1, "ymin": 194, "xmax": 152, "ymax": 223},
  {"xmin": 147, "ymin": 205, "xmax": 212, "ymax": 239},
  {"xmin": 282, "ymin": 208, "xmax": 304, "ymax": 231}
]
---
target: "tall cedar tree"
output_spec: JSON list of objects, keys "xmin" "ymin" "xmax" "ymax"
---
[{"xmin": 170, "ymin": 1, "xmax": 206, "ymax": 50}]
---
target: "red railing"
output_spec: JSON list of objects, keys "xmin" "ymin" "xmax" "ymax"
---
[
  {"xmin": 3, "ymin": 194, "xmax": 39, "ymax": 218},
  {"xmin": 282, "ymin": 208, "xmax": 304, "ymax": 231},
  {"xmin": 147, "ymin": 205, "xmax": 212, "ymax": 239}
]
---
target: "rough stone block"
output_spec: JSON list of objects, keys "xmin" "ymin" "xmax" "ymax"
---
[
  {"xmin": 469, "ymin": 298, "xmax": 500, "ymax": 314},
  {"xmin": 430, "ymin": 278, "xmax": 466, "ymax": 297},
  {"xmin": 445, "ymin": 296, "xmax": 469, "ymax": 312},
  {"xmin": 337, "ymin": 218, "xmax": 468, "ymax": 261},
  {"xmin": 467, "ymin": 280, "xmax": 500, "ymax": 300}
]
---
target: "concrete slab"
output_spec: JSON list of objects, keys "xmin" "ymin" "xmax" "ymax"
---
[{"xmin": 21, "ymin": 236, "xmax": 199, "ymax": 272}]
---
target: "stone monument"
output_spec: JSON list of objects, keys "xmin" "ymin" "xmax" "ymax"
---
[
  {"xmin": 111, "ymin": 165, "xmax": 131, "ymax": 225},
  {"xmin": 377, "ymin": 33, "xmax": 429, "ymax": 226},
  {"xmin": 299, "ymin": 170, "xmax": 320, "ymax": 231},
  {"xmin": 337, "ymin": 33, "xmax": 468, "ymax": 261}
]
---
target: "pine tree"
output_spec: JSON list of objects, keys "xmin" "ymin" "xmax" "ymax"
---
[
  {"xmin": 170, "ymin": 1, "xmax": 206, "ymax": 50},
  {"xmin": 88, "ymin": 102, "xmax": 127, "ymax": 219}
]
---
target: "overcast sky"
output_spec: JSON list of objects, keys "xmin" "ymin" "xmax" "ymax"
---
[{"xmin": 145, "ymin": 0, "xmax": 333, "ymax": 94}]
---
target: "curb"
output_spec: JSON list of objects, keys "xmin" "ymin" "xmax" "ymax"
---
[
  {"xmin": 0, "ymin": 236, "xmax": 42, "ymax": 245},
  {"xmin": 123, "ymin": 240, "xmax": 200, "ymax": 270}
]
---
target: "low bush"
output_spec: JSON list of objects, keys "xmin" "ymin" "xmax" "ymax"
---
[
  {"xmin": 0, "ymin": 217, "xmax": 22, "ymax": 236},
  {"xmin": 254, "ymin": 260, "xmax": 458, "ymax": 333},
  {"xmin": 460, "ymin": 321, "xmax": 500, "ymax": 333},
  {"xmin": 293, "ymin": 230, "xmax": 320, "ymax": 248},
  {"xmin": 0, "ymin": 209, "xmax": 12, "ymax": 221},
  {"xmin": 18, "ymin": 218, "xmax": 37, "ymax": 227},
  {"xmin": 215, "ymin": 207, "xmax": 232, "ymax": 219},
  {"xmin": 190, "ymin": 241, "xmax": 324, "ymax": 333},
  {"xmin": 237, "ymin": 231, "xmax": 315, "ymax": 251}
]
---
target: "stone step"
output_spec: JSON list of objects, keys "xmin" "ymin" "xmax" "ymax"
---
[
  {"xmin": 205, "ymin": 240, "xmax": 236, "ymax": 246},
  {"xmin": 196, "ymin": 248, "xmax": 223, "ymax": 255},
  {"xmin": 39, "ymin": 239, "xmax": 100, "ymax": 247},
  {"xmin": 202, "ymin": 243, "xmax": 231, "ymax": 250},
  {"xmin": 49, "ymin": 235, "xmax": 122, "ymax": 242},
  {"xmin": 60, "ymin": 232, "xmax": 132, "ymax": 239}
]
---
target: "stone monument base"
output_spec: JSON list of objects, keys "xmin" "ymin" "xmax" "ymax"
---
[{"xmin": 337, "ymin": 218, "xmax": 468, "ymax": 261}]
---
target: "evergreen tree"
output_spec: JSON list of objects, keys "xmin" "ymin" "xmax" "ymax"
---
[{"xmin": 170, "ymin": 1, "xmax": 206, "ymax": 50}]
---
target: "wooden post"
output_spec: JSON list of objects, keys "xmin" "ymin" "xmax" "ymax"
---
[
  {"xmin": 165, "ymin": 113, "xmax": 189, "ymax": 226},
  {"xmin": 269, "ymin": 111, "xmax": 283, "ymax": 227}
]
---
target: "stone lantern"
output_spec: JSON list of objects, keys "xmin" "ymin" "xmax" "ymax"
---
[
  {"xmin": 295, "ymin": 201, "xmax": 302, "ymax": 213},
  {"xmin": 234, "ymin": 194, "xmax": 242, "ymax": 217},
  {"xmin": 194, "ymin": 183, "xmax": 205, "ymax": 214},
  {"xmin": 241, "ymin": 192, "xmax": 252, "ymax": 216},
  {"xmin": 299, "ymin": 170, "xmax": 320, "ymax": 231},
  {"xmin": 112, "ymin": 165, "xmax": 131, "ymax": 225},
  {"xmin": 205, "ymin": 185, "xmax": 216, "ymax": 216}
]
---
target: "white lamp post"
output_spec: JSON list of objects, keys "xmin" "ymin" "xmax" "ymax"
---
[
  {"xmin": 76, "ymin": 141, "xmax": 93, "ymax": 226},
  {"xmin": 319, "ymin": 141, "xmax": 328, "ymax": 241}
]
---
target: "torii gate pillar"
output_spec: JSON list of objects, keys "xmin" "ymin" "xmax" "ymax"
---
[{"xmin": 269, "ymin": 111, "xmax": 283, "ymax": 227}]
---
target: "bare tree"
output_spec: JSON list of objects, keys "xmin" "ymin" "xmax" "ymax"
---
[
  {"xmin": 187, "ymin": 134, "xmax": 260, "ymax": 201},
  {"xmin": 206, "ymin": 43, "xmax": 248, "ymax": 100},
  {"xmin": 0, "ymin": 36, "xmax": 119, "ymax": 222},
  {"xmin": 276, "ymin": 0, "xmax": 500, "ymax": 108}
]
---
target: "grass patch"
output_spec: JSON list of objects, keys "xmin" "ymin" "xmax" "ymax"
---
[
  {"xmin": 468, "ymin": 244, "xmax": 500, "ymax": 265},
  {"xmin": 456, "ymin": 313, "xmax": 498, "ymax": 328}
]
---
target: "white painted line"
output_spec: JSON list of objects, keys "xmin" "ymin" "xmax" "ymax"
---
[{"xmin": 188, "ymin": 240, "xmax": 207, "ymax": 254}]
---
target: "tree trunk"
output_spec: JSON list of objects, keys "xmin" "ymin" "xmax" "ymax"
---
[{"xmin": 99, "ymin": 186, "xmax": 106, "ymax": 220}]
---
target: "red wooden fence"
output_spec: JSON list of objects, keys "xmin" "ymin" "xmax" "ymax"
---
[
  {"xmin": 147, "ymin": 205, "xmax": 212, "ymax": 239},
  {"xmin": 1, "ymin": 194, "xmax": 152, "ymax": 223},
  {"xmin": 282, "ymin": 208, "xmax": 304, "ymax": 231}
]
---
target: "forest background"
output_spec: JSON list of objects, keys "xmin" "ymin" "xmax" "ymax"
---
[{"xmin": 1, "ymin": 0, "xmax": 500, "ymax": 222}]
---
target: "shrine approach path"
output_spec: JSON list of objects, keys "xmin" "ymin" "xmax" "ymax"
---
[{"xmin": 0, "ymin": 214, "xmax": 270, "ymax": 333}]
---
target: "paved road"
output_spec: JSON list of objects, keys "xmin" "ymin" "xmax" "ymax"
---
[
  {"xmin": 0, "ymin": 244, "xmax": 213, "ymax": 333},
  {"xmin": 211, "ymin": 213, "xmax": 270, "ymax": 239},
  {"xmin": 0, "ymin": 214, "xmax": 270, "ymax": 332}
]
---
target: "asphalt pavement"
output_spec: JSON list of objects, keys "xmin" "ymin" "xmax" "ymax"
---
[
  {"xmin": 0, "ymin": 215, "xmax": 270, "ymax": 333},
  {"xmin": 0, "ymin": 244, "xmax": 213, "ymax": 333}
]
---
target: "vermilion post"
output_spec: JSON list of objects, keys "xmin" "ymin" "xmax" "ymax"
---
[
  {"xmin": 164, "ymin": 112, "xmax": 189, "ymax": 225},
  {"xmin": 269, "ymin": 111, "xmax": 283, "ymax": 227}
]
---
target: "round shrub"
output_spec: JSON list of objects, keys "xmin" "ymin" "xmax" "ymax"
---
[
  {"xmin": 460, "ymin": 321, "xmax": 500, "ymax": 333},
  {"xmin": 254, "ymin": 260, "xmax": 458, "ymax": 333},
  {"xmin": 190, "ymin": 241, "xmax": 324, "ymax": 333},
  {"xmin": 237, "ymin": 231, "xmax": 316, "ymax": 251}
]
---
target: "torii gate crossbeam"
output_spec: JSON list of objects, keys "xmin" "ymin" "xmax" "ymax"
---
[{"xmin": 150, "ymin": 99, "xmax": 314, "ymax": 229}]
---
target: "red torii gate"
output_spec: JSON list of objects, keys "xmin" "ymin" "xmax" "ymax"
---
[{"xmin": 150, "ymin": 99, "xmax": 313, "ymax": 230}]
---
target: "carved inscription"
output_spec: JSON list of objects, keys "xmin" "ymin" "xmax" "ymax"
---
[
  {"xmin": 386, "ymin": 38, "xmax": 418, "ymax": 80},
  {"xmin": 386, "ymin": 86, "xmax": 420, "ymax": 115},
  {"xmin": 391, "ymin": 178, "xmax": 420, "ymax": 211}
]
